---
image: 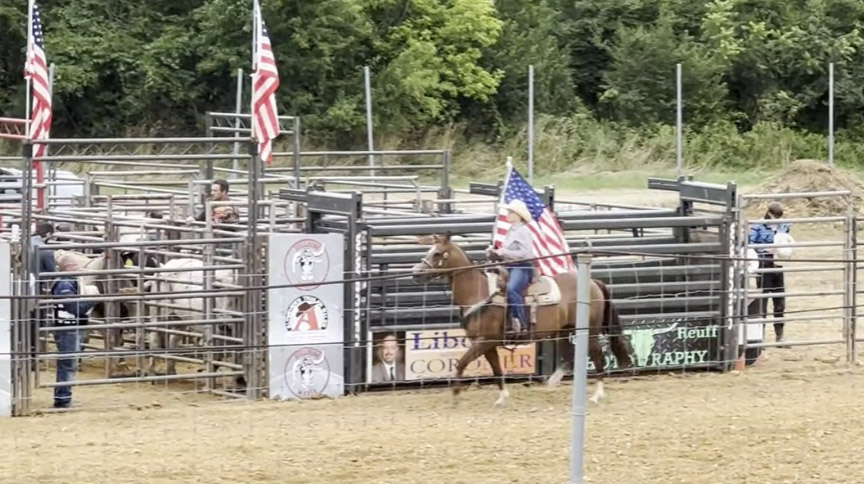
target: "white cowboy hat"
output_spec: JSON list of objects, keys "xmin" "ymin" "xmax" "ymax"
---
[
  {"xmin": 773, "ymin": 232, "xmax": 794, "ymax": 260},
  {"xmin": 502, "ymin": 199, "xmax": 532, "ymax": 223}
]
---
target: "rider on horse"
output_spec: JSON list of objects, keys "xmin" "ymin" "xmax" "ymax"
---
[{"xmin": 488, "ymin": 200, "xmax": 534, "ymax": 336}]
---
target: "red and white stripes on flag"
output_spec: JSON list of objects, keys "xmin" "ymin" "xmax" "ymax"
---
[
  {"xmin": 251, "ymin": 0, "xmax": 280, "ymax": 165},
  {"xmin": 492, "ymin": 165, "xmax": 575, "ymax": 276},
  {"xmin": 25, "ymin": 0, "xmax": 51, "ymax": 161}
]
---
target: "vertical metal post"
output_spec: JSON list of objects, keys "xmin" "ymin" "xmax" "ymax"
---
[
  {"xmin": 570, "ymin": 254, "xmax": 591, "ymax": 484},
  {"xmin": 292, "ymin": 117, "xmax": 301, "ymax": 188},
  {"xmin": 25, "ymin": 0, "xmax": 32, "ymax": 134},
  {"xmin": 829, "ymin": 62, "xmax": 835, "ymax": 165},
  {"xmin": 104, "ymin": 196, "xmax": 118, "ymax": 378},
  {"xmin": 439, "ymin": 151, "xmax": 452, "ymax": 214},
  {"xmin": 245, "ymin": 140, "xmax": 263, "ymax": 399},
  {"xmin": 676, "ymin": 63, "xmax": 683, "ymax": 175},
  {"xmin": 844, "ymin": 196, "xmax": 855, "ymax": 362},
  {"xmin": 203, "ymin": 201, "xmax": 215, "ymax": 391},
  {"xmin": 364, "ymin": 66, "xmax": 375, "ymax": 177},
  {"xmin": 204, "ymin": 122, "xmax": 214, "ymax": 181},
  {"xmin": 135, "ymin": 242, "xmax": 146, "ymax": 377},
  {"xmin": 850, "ymin": 206, "xmax": 858, "ymax": 363},
  {"xmin": 528, "ymin": 65, "xmax": 535, "ymax": 185},
  {"xmin": 232, "ymin": 68, "xmax": 244, "ymax": 174},
  {"xmin": 737, "ymin": 196, "xmax": 750, "ymax": 361},
  {"xmin": 19, "ymin": 142, "xmax": 34, "ymax": 416}
]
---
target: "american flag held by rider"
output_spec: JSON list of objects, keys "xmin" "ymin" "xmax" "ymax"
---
[{"xmin": 491, "ymin": 164, "xmax": 576, "ymax": 276}]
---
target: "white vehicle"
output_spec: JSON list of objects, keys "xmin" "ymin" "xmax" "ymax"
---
[{"xmin": 0, "ymin": 167, "xmax": 84, "ymax": 208}]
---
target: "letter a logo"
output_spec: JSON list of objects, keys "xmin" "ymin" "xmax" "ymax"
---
[
  {"xmin": 294, "ymin": 304, "xmax": 319, "ymax": 331},
  {"xmin": 284, "ymin": 295, "xmax": 330, "ymax": 332}
]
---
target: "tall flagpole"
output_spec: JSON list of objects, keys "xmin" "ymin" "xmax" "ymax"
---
[
  {"xmin": 25, "ymin": 0, "xmax": 33, "ymax": 136},
  {"xmin": 250, "ymin": 0, "xmax": 259, "ymax": 147}
]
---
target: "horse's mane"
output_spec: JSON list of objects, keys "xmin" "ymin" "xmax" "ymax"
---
[{"xmin": 445, "ymin": 239, "xmax": 473, "ymax": 267}]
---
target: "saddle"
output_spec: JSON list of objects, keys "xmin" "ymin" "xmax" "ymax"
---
[
  {"xmin": 481, "ymin": 268, "xmax": 561, "ymax": 332},
  {"xmin": 487, "ymin": 269, "xmax": 561, "ymax": 306}
]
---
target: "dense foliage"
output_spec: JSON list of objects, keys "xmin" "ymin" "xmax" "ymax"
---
[{"xmin": 1, "ymin": 0, "xmax": 862, "ymax": 168}]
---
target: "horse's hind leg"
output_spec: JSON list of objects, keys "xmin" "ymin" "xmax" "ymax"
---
[
  {"xmin": 588, "ymin": 335, "xmax": 606, "ymax": 404},
  {"xmin": 548, "ymin": 331, "xmax": 574, "ymax": 387},
  {"xmin": 451, "ymin": 341, "xmax": 488, "ymax": 404},
  {"xmin": 483, "ymin": 347, "xmax": 508, "ymax": 408}
]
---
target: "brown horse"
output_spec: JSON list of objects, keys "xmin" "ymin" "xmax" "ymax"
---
[{"xmin": 411, "ymin": 233, "xmax": 632, "ymax": 407}]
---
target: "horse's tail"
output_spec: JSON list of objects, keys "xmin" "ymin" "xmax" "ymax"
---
[{"xmin": 595, "ymin": 279, "xmax": 632, "ymax": 369}]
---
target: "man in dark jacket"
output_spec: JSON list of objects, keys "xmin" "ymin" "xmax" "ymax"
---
[
  {"xmin": 748, "ymin": 202, "xmax": 791, "ymax": 344},
  {"xmin": 185, "ymin": 179, "xmax": 239, "ymax": 225},
  {"xmin": 31, "ymin": 223, "xmax": 57, "ymax": 279},
  {"xmin": 50, "ymin": 255, "xmax": 93, "ymax": 409},
  {"xmin": 30, "ymin": 223, "xmax": 58, "ymax": 359}
]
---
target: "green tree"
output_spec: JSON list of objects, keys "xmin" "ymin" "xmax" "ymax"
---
[{"xmin": 600, "ymin": 18, "xmax": 727, "ymax": 127}]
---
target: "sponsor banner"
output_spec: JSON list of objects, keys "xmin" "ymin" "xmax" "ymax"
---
[
  {"xmin": 267, "ymin": 234, "xmax": 344, "ymax": 346},
  {"xmin": 591, "ymin": 318, "xmax": 723, "ymax": 372},
  {"xmin": 268, "ymin": 344, "xmax": 343, "ymax": 400},
  {"xmin": 0, "ymin": 243, "xmax": 10, "ymax": 417},
  {"xmin": 268, "ymin": 234, "xmax": 344, "ymax": 400},
  {"xmin": 404, "ymin": 329, "xmax": 536, "ymax": 381}
]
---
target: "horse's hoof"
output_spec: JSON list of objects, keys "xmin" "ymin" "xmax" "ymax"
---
[
  {"xmin": 589, "ymin": 395, "xmax": 601, "ymax": 405},
  {"xmin": 547, "ymin": 368, "xmax": 565, "ymax": 388},
  {"xmin": 494, "ymin": 387, "xmax": 510, "ymax": 409}
]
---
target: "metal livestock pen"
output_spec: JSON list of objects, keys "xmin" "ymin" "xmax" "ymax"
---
[{"xmin": 279, "ymin": 177, "xmax": 740, "ymax": 392}]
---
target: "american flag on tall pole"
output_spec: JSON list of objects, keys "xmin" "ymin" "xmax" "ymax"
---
[
  {"xmin": 492, "ymin": 161, "xmax": 575, "ymax": 276},
  {"xmin": 24, "ymin": 0, "xmax": 50, "ymax": 211},
  {"xmin": 251, "ymin": 0, "xmax": 280, "ymax": 165}
]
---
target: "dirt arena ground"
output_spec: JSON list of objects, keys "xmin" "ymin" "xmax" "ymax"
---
[{"xmin": 1, "ymin": 185, "xmax": 862, "ymax": 484}]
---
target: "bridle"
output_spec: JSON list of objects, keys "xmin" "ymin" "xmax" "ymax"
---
[{"xmin": 417, "ymin": 247, "xmax": 492, "ymax": 280}]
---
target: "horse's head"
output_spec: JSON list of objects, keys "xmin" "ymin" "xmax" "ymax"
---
[{"xmin": 412, "ymin": 232, "xmax": 462, "ymax": 283}]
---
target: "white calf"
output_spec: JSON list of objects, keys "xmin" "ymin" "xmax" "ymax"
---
[{"xmin": 144, "ymin": 258, "xmax": 236, "ymax": 376}]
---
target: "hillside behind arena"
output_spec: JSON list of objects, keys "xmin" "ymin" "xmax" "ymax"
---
[
  {"xmin": 4, "ymin": 1, "xmax": 864, "ymax": 174},
  {"xmin": 747, "ymin": 160, "xmax": 864, "ymax": 216}
]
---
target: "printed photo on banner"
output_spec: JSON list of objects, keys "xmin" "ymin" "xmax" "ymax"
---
[
  {"xmin": 369, "ymin": 331, "xmax": 405, "ymax": 383},
  {"xmin": 404, "ymin": 329, "xmax": 536, "ymax": 381}
]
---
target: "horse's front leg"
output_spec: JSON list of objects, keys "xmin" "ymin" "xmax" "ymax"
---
[{"xmin": 451, "ymin": 340, "xmax": 489, "ymax": 405}]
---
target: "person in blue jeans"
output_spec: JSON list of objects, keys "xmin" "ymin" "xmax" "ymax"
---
[
  {"xmin": 488, "ymin": 200, "xmax": 535, "ymax": 336},
  {"xmin": 51, "ymin": 255, "xmax": 93, "ymax": 409}
]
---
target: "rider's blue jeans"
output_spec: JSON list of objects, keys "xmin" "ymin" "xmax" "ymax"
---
[{"xmin": 506, "ymin": 263, "xmax": 533, "ymax": 328}]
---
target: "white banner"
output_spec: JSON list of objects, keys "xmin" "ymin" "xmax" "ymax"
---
[
  {"xmin": 267, "ymin": 234, "xmax": 344, "ymax": 400},
  {"xmin": 0, "ymin": 242, "xmax": 11, "ymax": 418}
]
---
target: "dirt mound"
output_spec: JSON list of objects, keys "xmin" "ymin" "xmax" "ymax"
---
[{"xmin": 747, "ymin": 159, "xmax": 864, "ymax": 216}]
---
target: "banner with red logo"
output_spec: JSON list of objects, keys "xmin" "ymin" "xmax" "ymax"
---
[{"xmin": 267, "ymin": 234, "xmax": 344, "ymax": 400}]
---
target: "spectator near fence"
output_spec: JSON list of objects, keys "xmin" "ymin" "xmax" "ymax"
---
[
  {"xmin": 748, "ymin": 202, "xmax": 791, "ymax": 345},
  {"xmin": 50, "ymin": 255, "xmax": 94, "ymax": 409},
  {"xmin": 30, "ymin": 223, "xmax": 57, "ymax": 278},
  {"xmin": 186, "ymin": 179, "xmax": 239, "ymax": 226}
]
